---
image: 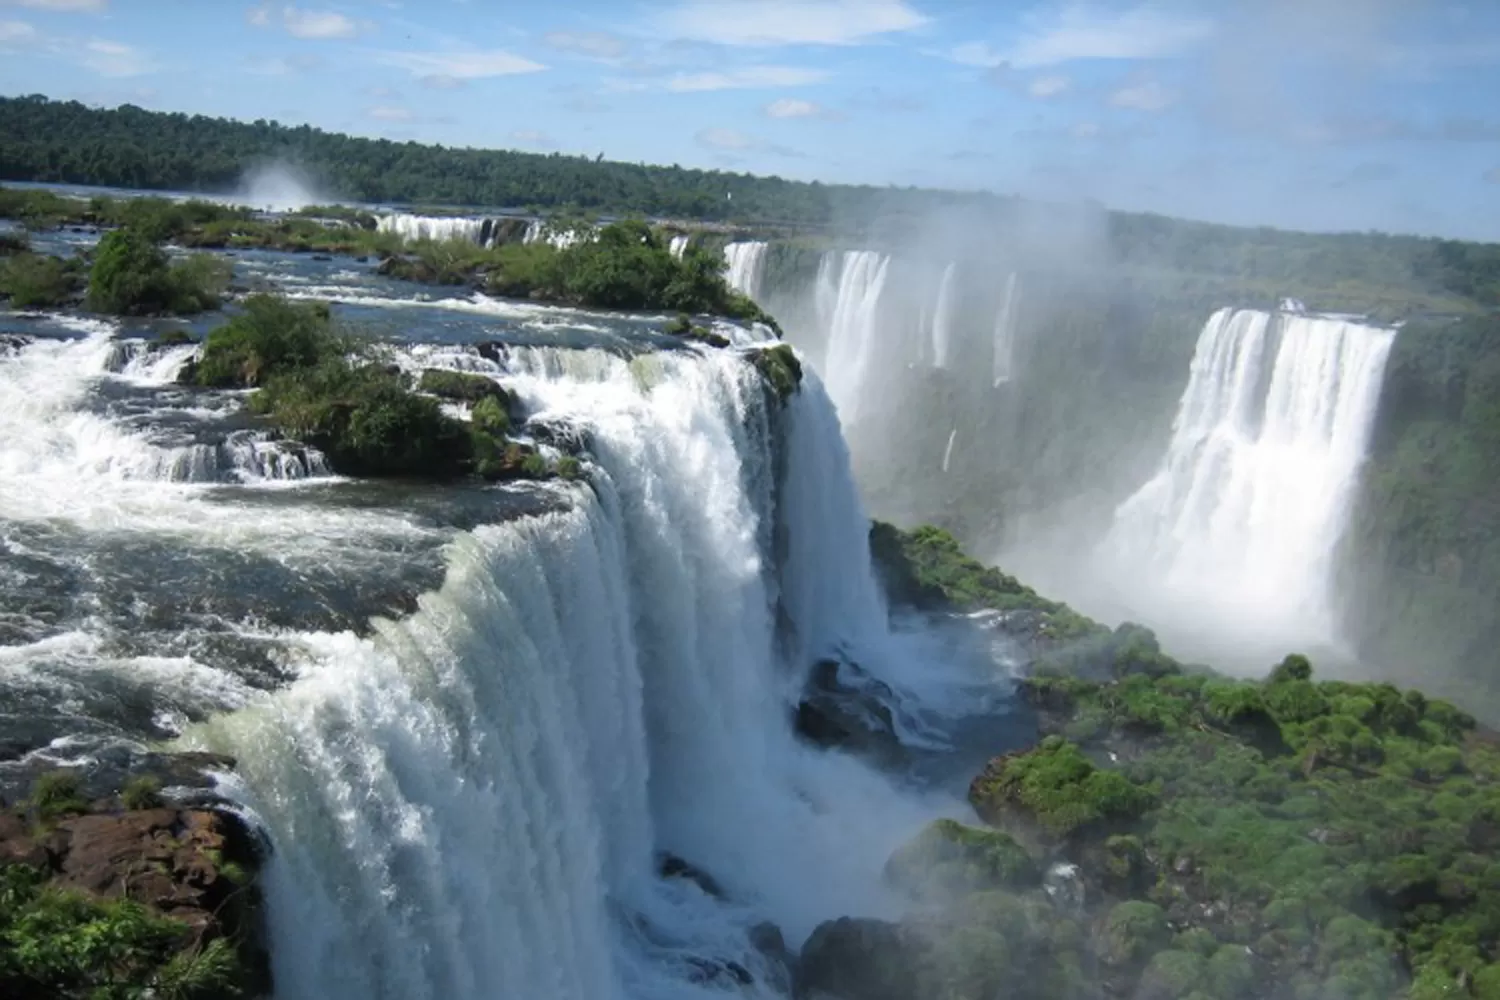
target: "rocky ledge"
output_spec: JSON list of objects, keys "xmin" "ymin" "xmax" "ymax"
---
[{"xmin": 0, "ymin": 756, "xmax": 269, "ymax": 999}]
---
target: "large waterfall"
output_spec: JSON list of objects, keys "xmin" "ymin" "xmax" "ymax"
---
[
  {"xmin": 1101, "ymin": 307, "xmax": 1397, "ymax": 647},
  {"xmin": 724, "ymin": 242, "xmax": 769, "ymax": 300},
  {"xmin": 175, "ymin": 345, "xmax": 948, "ymax": 999},
  {"xmin": 376, "ymin": 213, "xmax": 491, "ymax": 245}
]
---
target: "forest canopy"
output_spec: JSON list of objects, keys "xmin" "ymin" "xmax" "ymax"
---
[{"xmin": 0, "ymin": 95, "xmax": 1497, "ymax": 308}]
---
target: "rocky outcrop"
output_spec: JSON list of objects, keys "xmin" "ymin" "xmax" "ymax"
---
[
  {"xmin": 794, "ymin": 658, "xmax": 902, "ymax": 764},
  {"xmin": 0, "ymin": 761, "xmax": 270, "ymax": 998},
  {"xmin": 795, "ymin": 917, "xmax": 928, "ymax": 1000}
]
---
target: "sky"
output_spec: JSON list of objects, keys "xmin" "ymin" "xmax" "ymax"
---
[{"xmin": 1, "ymin": 0, "xmax": 1498, "ymax": 240}]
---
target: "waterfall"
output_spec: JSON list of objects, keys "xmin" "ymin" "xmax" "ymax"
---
[
  {"xmin": 195, "ymin": 345, "xmax": 939, "ymax": 1000},
  {"xmin": 525, "ymin": 220, "xmax": 591, "ymax": 249},
  {"xmin": 376, "ymin": 213, "xmax": 490, "ymax": 245},
  {"xmin": 820, "ymin": 251, "xmax": 890, "ymax": 426},
  {"xmin": 723, "ymin": 242, "xmax": 769, "ymax": 300},
  {"xmin": 1102, "ymin": 307, "xmax": 1396, "ymax": 642},
  {"xmin": 669, "ymin": 235, "xmax": 689, "ymax": 258},
  {"xmin": 992, "ymin": 272, "xmax": 1019, "ymax": 386},
  {"xmin": 930, "ymin": 262, "xmax": 957, "ymax": 370},
  {"xmin": 941, "ymin": 428, "xmax": 957, "ymax": 474}
]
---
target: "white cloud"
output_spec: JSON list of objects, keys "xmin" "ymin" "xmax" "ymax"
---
[
  {"xmin": 380, "ymin": 48, "xmax": 546, "ymax": 80},
  {"xmin": 543, "ymin": 30, "xmax": 626, "ymax": 60},
  {"xmin": 940, "ymin": 41, "xmax": 1006, "ymax": 68},
  {"xmin": 696, "ymin": 127, "xmax": 757, "ymax": 150},
  {"xmin": 1028, "ymin": 74, "xmax": 1070, "ymax": 98},
  {"xmin": 368, "ymin": 105, "xmax": 413, "ymax": 121},
  {"xmin": 660, "ymin": 0, "xmax": 925, "ymax": 47},
  {"xmin": 667, "ymin": 65, "xmax": 828, "ymax": 92},
  {"xmin": 247, "ymin": 4, "xmax": 270, "ymax": 26},
  {"xmin": 0, "ymin": 19, "xmax": 35, "ymax": 43},
  {"xmin": 81, "ymin": 38, "xmax": 150, "ymax": 76},
  {"xmin": 1109, "ymin": 79, "xmax": 1175, "ymax": 111},
  {"xmin": 281, "ymin": 6, "xmax": 358, "ymax": 39},
  {"xmin": 1006, "ymin": 3, "xmax": 1213, "ymax": 68},
  {"xmin": 0, "ymin": 0, "xmax": 106, "ymax": 10},
  {"xmin": 246, "ymin": 53, "xmax": 321, "ymax": 75},
  {"xmin": 764, "ymin": 97, "xmax": 827, "ymax": 118}
]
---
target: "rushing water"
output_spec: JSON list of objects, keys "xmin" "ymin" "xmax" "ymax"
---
[
  {"xmin": 723, "ymin": 242, "xmax": 769, "ymax": 301},
  {"xmin": 1095, "ymin": 308, "xmax": 1397, "ymax": 657},
  {"xmin": 2, "ymin": 235, "xmax": 1016, "ymax": 998}
]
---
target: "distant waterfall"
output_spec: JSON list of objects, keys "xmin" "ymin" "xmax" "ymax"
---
[
  {"xmin": 376, "ymin": 213, "xmax": 490, "ymax": 245},
  {"xmin": 1103, "ymin": 307, "xmax": 1396, "ymax": 640},
  {"xmin": 724, "ymin": 242, "xmax": 769, "ymax": 300},
  {"xmin": 669, "ymin": 235, "xmax": 689, "ymax": 258},
  {"xmin": 930, "ymin": 263, "xmax": 957, "ymax": 370},
  {"xmin": 819, "ymin": 250, "xmax": 891, "ymax": 425},
  {"xmin": 991, "ymin": 272, "xmax": 1019, "ymax": 386}
]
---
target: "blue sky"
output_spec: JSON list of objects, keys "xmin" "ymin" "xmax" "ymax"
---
[{"xmin": 2, "ymin": 0, "xmax": 1498, "ymax": 240}]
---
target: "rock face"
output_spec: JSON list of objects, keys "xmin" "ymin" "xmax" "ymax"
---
[
  {"xmin": 794, "ymin": 658, "xmax": 903, "ymax": 764},
  {"xmin": 0, "ymin": 766, "xmax": 270, "ymax": 998}
]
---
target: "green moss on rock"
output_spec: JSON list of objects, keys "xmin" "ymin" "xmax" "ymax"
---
[
  {"xmin": 417, "ymin": 368, "xmax": 508, "ymax": 406},
  {"xmin": 749, "ymin": 342, "xmax": 802, "ymax": 401},
  {"xmin": 885, "ymin": 818, "xmax": 1040, "ymax": 897},
  {"xmin": 969, "ymin": 736, "xmax": 1154, "ymax": 841}
]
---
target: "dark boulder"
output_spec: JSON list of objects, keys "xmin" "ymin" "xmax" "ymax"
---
[
  {"xmin": 657, "ymin": 852, "xmax": 725, "ymax": 898},
  {"xmin": 796, "ymin": 917, "xmax": 928, "ymax": 1000},
  {"xmin": 795, "ymin": 658, "xmax": 903, "ymax": 764}
]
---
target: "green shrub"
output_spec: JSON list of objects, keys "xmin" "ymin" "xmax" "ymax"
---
[
  {"xmin": 27, "ymin": 770, "xmax": 88, "ymax": 822},
  {"xmin": 0, "ymin": 252, "xmax": 81, "ymax": 307},
  {"xmin": 0, "ymin": 230, "xmax": 27, "ymax": 256},
  {"xmin": 0, "ymin": 864, "xmax": 245, "ymax": 998},
  {"xmin": 417, "ymin": 368, "xmax": 505, "ymax": 405},
  {"xmin": 120, "ymin": 775, "xmax": 164, "ymax": 811},
  {"xmin": 555, "ymin": 455, "xmax": 583, "ymax": 481},
  {"xmin": 972, "ymin": 736, "xmax": 1154, "ymax": 839},
  {"xmin": 1102, "ymin": 900, "xmax": 1169, "ymax": 965},
  {"xmin": 255, "ymin": 360, "xmax": 471, "ymax": 478},
  {"xmin": 196, "ymin": 295, "xmax": 344, "ymax": 388},
  {"xmin": 469, "ymin": 394, "xmax": 511, "ymax": 436},
  {"xmin": 521, "ymin": 452, "xmax": 549, "ymax": 478},
  {"xmin": 86, "ymin": 227, "xmax": 227, "ymax": 316},
  {"xmin": 750, "ymin": 343, "xmax": 802, "ymax": 401},
  {"xmin": 885, "ymin": 818, "xmax": 1040, "ymax": 897}
]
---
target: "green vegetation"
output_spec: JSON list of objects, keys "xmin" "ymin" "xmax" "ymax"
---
[
  {"xmin": 382, "ymin": 221, "xmax": 782, "ymax": 326},
  {"xmin": 0, "ymin": 251, "xmax": 83, "ymax": 307},
  {"xmin": 0, "ymin": 96, "xmax": 1495, "ymax": 315},
  {"xmin": 885, "ymin": 818, "xmax": 1040, "ymax": 897},
  {"xmin": 749, "ymin": 343, "xmax": 802, "ymax": 402},
  {"xmin": 861, "ymin": 534, "xmax": 1500, "ymax": 999},
  {"xmin": 416, "ymin": 368, "xmax": 507, "ymax": 406},
  {"xmin": 119, "ymin": 776, "xmax": 164, "ymax": 811},
  {"xmin": 0, "ymin": 864, "xmax": 244, "ymax": 999},
  {"xmin": 868, "ymin": 522, "xmax": 1100, "ymax": 640},
  {"xmin": 86, "ymin": 227, "xmax": 228, "ymax": 316},
  {"xmin": 1342, "ymin": 312, "xmax": 1500, "ymax": 719},
  {"xmin": 25, "ymin": 770, "xmax": 89, "ymax": 823},
  {"xmin": 0, "ymin": 230, "xmax": 27, "ymax": 255},
  {"xmin": 191, "ymin": 295, "xmax": 558, "ymax": 482}
]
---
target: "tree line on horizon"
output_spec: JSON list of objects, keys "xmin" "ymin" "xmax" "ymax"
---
[{"xmin": 0, "ymin": 94, "xmax": 1496, "ymax": 309}]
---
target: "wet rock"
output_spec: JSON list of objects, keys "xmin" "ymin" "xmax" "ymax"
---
[
  {"xmin": 687, "ymin": 956, "xmax": 754, "ymax": 988},
  {"xmin": 751, "ymin": 920, "xmax": 794, "ymax": 992},
  {"xmin": 658, "ymin": 852, "xmax": 725, "ymax": 898},
  {"xmin": 794, "ymin": 658, "xmax": 902, "ymax": 764},
  {"xmin": 796, "ymin": 917, "xmax": 927, "ymax": 1000}
]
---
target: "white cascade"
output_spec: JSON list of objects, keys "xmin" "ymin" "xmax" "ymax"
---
[
  {"xmin": 198, "ymin": 346, "xmax": 941, "ymax": 1000},
  {"xmin": 820, "ymin": 251, "xmax": 891, "ymax": 426},
  {"xmin": 930, "ymin": 262, "xmax": 957, "ymax": 370},
  {"xmin": 1104, "ymin": 307, "xmax": 1396, "ymax": 641},
  {"xmin": 992, "ymin": 271, "xmax": 1020, "ymax": 386},
  {"xmin": 375, "ymin": 213, "xmax": 488, "ymax": 245},
  {"xmin": 525, "ymin": 219, "xmax": 591, "ymax": 249},
  {"xmin": 723, "ymin": 242, "xmax": 769, "ymax": 300},
  {"xmin": 668, "ymin": 235, "xmax": 690, "ymax": 258},
  {"xmin": 941, "ymin": 428, "xmax": 958, "ymax": 474}
]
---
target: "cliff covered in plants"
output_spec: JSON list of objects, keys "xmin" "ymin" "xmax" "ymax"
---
[{"xmin": 808, "ymin": 523, "xmax": 1500, "ymax": 1000}]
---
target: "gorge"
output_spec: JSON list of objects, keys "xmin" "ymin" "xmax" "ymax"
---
[{"xmin": 2, "ymin": 174, "xmax": 1499, "ymax": 1000}]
